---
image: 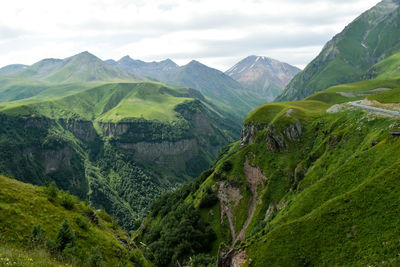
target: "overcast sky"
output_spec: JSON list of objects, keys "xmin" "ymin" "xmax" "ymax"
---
[{"xmin": 0, "ymin": 0, "xmax": 381, "ymax": 71}]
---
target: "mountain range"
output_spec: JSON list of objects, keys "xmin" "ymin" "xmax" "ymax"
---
[
  {"xmin": 106, "ymin": 55, "xmax": 270, "ymax": 118},
  {"xmin": 2, "ymin": 0, "xmax": 400, "ymax": 265}
]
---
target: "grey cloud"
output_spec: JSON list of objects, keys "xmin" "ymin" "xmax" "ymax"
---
[
  {"xmin": 143, "ymin": 30, "xmax": 334, "ymax": 60},
  {"xmin": 0, "ymin": 26, "xmax": 26, "ymax": 40},
  {"xmin": 64, "ymin": 6, "xmax": 360, "ymax": 35}
]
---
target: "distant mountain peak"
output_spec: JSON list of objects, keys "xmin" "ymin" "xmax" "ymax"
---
[
  {"xmin": 159, "ymin": 58, "xmax": 178, "ymax": 67},
  {"xmin": 185, "ymin": 60, "xmax": 209, "ymax": 69},
  {"xmin": 226, "ymin": 55, "xmax": 300, "ymax": 101},
  {"xmin": 119, "ymin": 55, "xmax": 134, "ymax": 62},
  {"xmin": 66, "ymin": 51, "xmax": 101, "ymax": 63}
]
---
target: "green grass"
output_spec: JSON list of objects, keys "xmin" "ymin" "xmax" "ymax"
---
[
  {"xmin": 306, "ymin": 78, "xmax": 400, "ymax": 105},
  {"xmin": 368, "ymin": 87, "xmax": 400, "ymax": 103},
  {"xmin": 245, "ymin": 100, "xmax": 329, "ymax": 124},
  {"xmin": 0, "ymin": 245, "xmax": 60, "ymax": 267},
  {"xmin": 372, "ymin": 51, "xmax": 400, "ymax": 79},
  {"xmin": 0, "ymin": 82, "xmax": 194, "ymax": 123},
  {"xmin": 0, "ymin": 175, "xmax": 151, "ymax": 266}
]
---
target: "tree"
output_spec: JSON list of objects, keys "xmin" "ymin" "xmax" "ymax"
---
[{"xmin": 56, "ymin": 220, "xmax": 75, "ymax": 251}]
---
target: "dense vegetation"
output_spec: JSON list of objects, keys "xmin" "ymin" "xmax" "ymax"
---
[{"xmin": 136, "ymin": 171, "xmax": 217, "ymax": 266}]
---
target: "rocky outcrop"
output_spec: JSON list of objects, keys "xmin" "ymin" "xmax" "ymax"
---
[
  {"xmin": 43, "ymin": 146, "xmax": 73, "ymax": 174},
  {"xmin": 218, "ymin": 245, "xmax": 248, "ymax": 267},
  {"xmin": 266, "ymin": 121, "xmax": 302, "ymax": 152},
  {"xmin": 62, "ymin": 120, "xmax": 98, "ymax": 142},
  {"xmin": 99, "ymin": 122, "xmax": 130, "ymax": 137},
  {"xmin": 118, "ymin": 139, "xmax": 198, "ymax": 170},
  {"xmin": 240, "ymin": 122, "xmax": 266, "ymax": 146},
  {"xmin": 23, "ymin": 116, "xmax": 55, "ymax": 129},
  {"xmin": 241, "ymin": 120, "xmax": 302, "ymax": 151}
]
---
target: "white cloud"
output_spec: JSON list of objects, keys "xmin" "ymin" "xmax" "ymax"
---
[{"xmin": 0, "ymin": 0, "xmax": 382, "ymax": 70}]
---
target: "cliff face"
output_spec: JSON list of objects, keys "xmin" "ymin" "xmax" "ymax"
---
[
  {"xmin": 241, "ymin": 120, "xmax": 302, "ymax": 151},
  {"xmin": 118, "ymin": 139, "xmax": 198, "ymax": 171}
]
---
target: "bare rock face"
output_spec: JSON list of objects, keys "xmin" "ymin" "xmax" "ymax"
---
[
  {"xmin": 240, "ymin": 122, "xmax": 266, "ymax": 146},
  {"xmin": 266, "ymin": 121, "xmax": 302, "ymax": 152},
  {"xmin": 218, "ymin": 245, "xmax": 248, "ymax": 267},
  {"xmin": 118, "ymin": 139, "xmax": 198, "ymax": 171},
  {"xmin": 65, "ymin": 120, "xmax": 97, "ymax": 142},
  {"xmin": 43, "ymin": 146, "xmax": 73, "ymax": 174}
]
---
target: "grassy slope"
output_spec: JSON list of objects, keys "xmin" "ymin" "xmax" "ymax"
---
[
  {"xmin": 243, "ymin": 108, "xmax": 400, "ymax": 266},
  {"xmin": 306, "ymin": 78, "xmax": 400, "ymax": 104},
  {"xmin": 12, "ymin": 52, "xmax": 141, "ymax": 84},
  {"xmin": 140, "ymin": 77, "xmax": 400, "ymax": 265},
  {"xmin": 0, "ymin": 82, "xmax": 193, "ymax": 123},
  {"xmin": 370, "ymin": 51, "xmax": 400, "ymax": 79},
  {"xmin": 278, "ymin": 1, "xmax": 400, "ymax": 101},
  {"xmin": 0, "ymin": 175, "xmax": 151, "ymax": 266}
]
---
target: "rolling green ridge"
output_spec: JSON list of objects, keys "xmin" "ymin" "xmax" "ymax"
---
[
  {"xmin": 278, "ymin": 0, "xmax": 400, "ymax": 101},
  {"xmin": 11, "ymin": 52, "xmax": 143, "ymax": 84},
  {"xmin": 0, "ymin": 175, "xmax": 150, "ymax": 266},
  {"xmin": 138, "ymin": 78, "xmax": 400, "ymax": 266}
]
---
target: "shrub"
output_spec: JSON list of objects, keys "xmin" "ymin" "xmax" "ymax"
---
[
  {"xmin": 221, "ymin": 160, "xmax": 233, "ymax": 172},
  {"xmin": 61, "ymin": 194, "xmax": 75, "ymax": 210},
  {"xmin": 129, "ymin": 249, "xmax": 146, "ymax": 266},
  {"xmin": 88, "ymin": 247, "xmax": 104, "ymax": 267},
  {"xmin": 56, "ymin": 220, "xmax": 75, "ymax": 251},
  {"xmin": 44, "ymin": 181, "xmax": 58, "ymax": 201},
  {"xmin": 199, "ymin": 188, "xmax": 218, "ymax": 209},
  {"xmin": 192, "ymin": 253, "xmax": 215, "ymax": 267},
  {"xmin": 75, "ymin": 216, "xmax": 89, "ymax": 230},
  {"xmin": 97, "ymin": 209, "xmax": 112, "ymax": 223},
  {"xmin": 30, "ymin": 224, "xmax": 46, "ymax": 248}
]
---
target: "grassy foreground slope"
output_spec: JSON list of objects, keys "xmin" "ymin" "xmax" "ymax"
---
[
  {"xmin": 137, "ymin": 78, "xmax": 400, "ymax": 266},
  {"xmin": 0, "ymin": 175, "xmax": 150, "ymax": 267}
]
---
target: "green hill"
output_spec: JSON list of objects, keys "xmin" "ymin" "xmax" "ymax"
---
[
  {"xmin": 366, "ymin": 51, "xmax": 400, "ymax": 79},
  {"xmin": 0, "ymin": 175, "xmax": 150, "ymax": 266},
  {"xmin": 0, "ymin": 64, "xmax": 27, "ymax": 75},
  {"xmin": 278, "ymin": 0, "xmax": 400, "ymax": 101},
  {"xmin": 137, "ymin": 77, "xmax": 400, "ymax": 266},
  {"xmin": 0, "ymin": 52, "xmax": 145, "ymax": 103},
  {"xmin": 13, "ymin": 52, "xmax": 143, "ymax": 84}
]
